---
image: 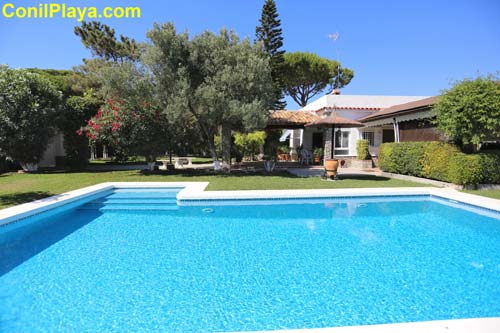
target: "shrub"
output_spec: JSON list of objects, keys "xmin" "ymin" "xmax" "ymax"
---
[
  {"xmin": 378, "ymin": 142, "xmax": 427, "ymax": 176},
  {"xmin": 356, "ymin": 139, "xmax": 370, "ymax": 160},
  {"xmin": 0, "ymin": 66, "xmax": 62, "ymax": 171},
  {"xmin": 478, "ymin": 150, "xmax": 500, "ymax": 184},
  {"xmin": 448, "ymin": 153, "xmax": 483, "ymax": 185},
  {"xmin": 421, "ymin": 142, "xmax": 460, "ymax": 182},
  {"xmin": 378, "ymin": 143, "xmax": 398, "ymax": 173},
  {"xmin": 233, "ymin": 131, "xmax": 266, "ymax": 161},
  {"xmin": 379, "ymin": 141, "xmax": 500, "ymax": 185}
]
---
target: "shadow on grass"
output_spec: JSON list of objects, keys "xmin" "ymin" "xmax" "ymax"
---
[
  {"xmin": 337, "ymin": 174, "xmax": 393, "ymax": 181},
  {"xmin": 0, "ymin": 191, "xmax": 54, "ymax": 207},
  {"xmin": 138, "ymin": 169, "xmax": 301, "ymax": 179}
]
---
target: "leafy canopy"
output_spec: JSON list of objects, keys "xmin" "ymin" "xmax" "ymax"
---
[
  {"xmin": 283, "ymin": 52, "xmax": 354, "ymax": 106},
  {"xmin": 434, "ymin": 75, "xmax": 500, "ymax": 146},
  {"xmin": 144, "ymin": 23, "xmax": 275, "ymax": 164},
  {"xmin": 0, "ymin": 66, "xmax": 62, "ymax": 166}
]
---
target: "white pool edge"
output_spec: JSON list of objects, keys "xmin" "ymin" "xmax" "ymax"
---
[
  {"xmin": 1, "ymin": 182, "xmax": 499, "ymax": 225},
  {"xmin": 229, "ymin": 317, "xmax": 500, "ymax": 333},
  {"xmin": 1, "ymin": 183, "xmax": 499, "ymax": 333}
]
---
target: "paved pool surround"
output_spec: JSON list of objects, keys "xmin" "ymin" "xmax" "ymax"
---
[{"xmin": 1, "ymin": 182, "xmax": 499, "ymax": 332}]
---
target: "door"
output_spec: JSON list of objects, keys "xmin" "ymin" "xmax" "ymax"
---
[
  {"xmin": 312, "ymin": 132, "xmax": 323, "ymax": 149},
  {"xmin": 382, "ymin": 129, "xmax": 395, "ymax": 143}
]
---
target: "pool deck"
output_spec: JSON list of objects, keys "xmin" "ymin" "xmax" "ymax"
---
[{"xmin": 1, "ymin": 182, "xmax": 499, "ymax": 332}]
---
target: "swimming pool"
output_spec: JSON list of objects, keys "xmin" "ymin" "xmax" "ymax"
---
[{"xmin": 1, "ymin": 185, "xmax": 500, "ymax": 332}]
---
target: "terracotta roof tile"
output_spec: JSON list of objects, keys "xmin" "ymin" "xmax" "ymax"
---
[{"xmin": 267, "ymin": 110, "xmax": 319, "ymax": 128}]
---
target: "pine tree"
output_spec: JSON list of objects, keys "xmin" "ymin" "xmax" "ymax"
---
[
  {"xmin": 256, "ymin": 0, "xmax": 286, "ymax": 110},
  {"xmin": 74, "ymin": 21, "xmax": 139, "ymax": 62}
]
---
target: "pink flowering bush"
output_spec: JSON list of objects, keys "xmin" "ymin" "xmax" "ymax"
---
[{"xmin": 79, "ymin": 97, "xmax": 169, "ymax": 163}]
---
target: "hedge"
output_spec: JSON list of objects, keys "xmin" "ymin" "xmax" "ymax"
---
[
  {"xmin": 379, "ymin": 142, "xmax": 427, "ymax": 176},
  {"xmin": 356, "ymin": 140, "xmax": 370, "ymax": 160},
  {"xmin": 378, "ymin": 141, "xmax": 500, "ymax": 185}
]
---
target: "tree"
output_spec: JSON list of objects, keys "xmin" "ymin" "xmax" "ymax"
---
[
  {"xmin": 434, "ymin": 75, "xmax": 500, "ymax": 149},
  {"xmin": 79, "ymin": 62, "xmax": 171, "ymax": 169},
  {"xmin": 0, "ymin": 66, "xmax": 62, "ymax": 171},
  {"xmin": 283, "ymin": 52, "xmax": 354, "ymax": 107},
  {"xmin": 63, "ymin": 92, "xmax": 101, "ymax": 165},
  {"xmin": 256, "ymin": 0, "xmax": 286, "ymax": 109},
  {"xmin": 26, "ymin": 68, "xmax": 101, "ymax": 166},
  {"xmin": 74, "ymin": 21, "xmax": 140, "ymax": 62},
  {"xmin": 144, "ymin": 23, "xmax": 275, "ymax": 170}
]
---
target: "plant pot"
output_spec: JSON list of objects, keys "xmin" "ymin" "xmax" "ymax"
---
[
  {"xmin": 324, "ymin": 159, "xmax": 339, "ymax": 179},
  {"xmin": 314, "ymin": 155, "xmax": 321, "ymax": 163}
]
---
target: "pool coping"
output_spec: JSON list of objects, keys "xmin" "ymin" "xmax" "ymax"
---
[
  {"xmin": 1, "ymin": 183, "xmax": 500, "ymax": 333},
  {"xmin": 1, "ymin": 182, "xmax": 499, "ymax": 225},
  {"xmin": 230, "ymin": 317, "xmax": 500, "ymax": 333}
]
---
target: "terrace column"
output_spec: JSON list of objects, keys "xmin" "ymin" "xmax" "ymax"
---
[
  {"xmin": 323, "ymin": 128, "xmax": 333, "ymax": 163},
  {"xmin": 392, "ymin": 118, "xmax": 400, "ymax": 143}
]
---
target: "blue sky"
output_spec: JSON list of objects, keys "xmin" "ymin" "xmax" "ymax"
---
[{"xmin": 1, "ymin": 0, "xmax": 499, "ymax": 108}]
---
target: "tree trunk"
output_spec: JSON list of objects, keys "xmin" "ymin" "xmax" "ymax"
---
[
  {"xmin": 207, "ymin": 136, "xmax": 217, "ymax": 161},
  {"xmin": 221, "ymin": 124, "xmax": 232, "ymax": 172}
]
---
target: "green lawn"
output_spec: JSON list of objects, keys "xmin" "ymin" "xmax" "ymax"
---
[
  {"xmin": 0, "ymin": 169, "xmax": 429, "ymax": 209},
  {"xmin": 462, "ymin": 189, "xmax": 500, "ymax": 200}
]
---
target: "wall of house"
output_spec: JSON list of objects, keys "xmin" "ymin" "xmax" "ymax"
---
[
  {"xmin": 399, "ymin": 119, "xmax": 445, "ymax": 142},
  {"xmin": 40, "ymin": 132, "xmax": 65, "ymax": 167}
]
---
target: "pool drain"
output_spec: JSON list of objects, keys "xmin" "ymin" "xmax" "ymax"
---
[{"xmin": 202, "ymin": 208, "xmax": 214, "ymax": 213}]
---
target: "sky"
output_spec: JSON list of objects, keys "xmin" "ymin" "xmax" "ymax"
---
[{"xmin": 0, "ymin": 0, "xmax": 499, "ymax": 109}]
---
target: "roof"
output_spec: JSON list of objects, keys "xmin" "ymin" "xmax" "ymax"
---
[
  {"xmin": 300, "ymin": 94, "xmax": 431, "ymax": 112},
  {"xmin": 305, "ymin": 112, "xmax": 364, "ymax": 128},
  {"xmin": 267, "ymin": 110, "xmax": 319, "ymax": 129},
  {"xmin": 360, "ymin": 96, "xmax": 437, "ymax": 122}
]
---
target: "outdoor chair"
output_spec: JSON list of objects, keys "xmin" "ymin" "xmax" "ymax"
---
[{"xmin": 299, "ymin": 149, "xmax": 313, "ymax": 165}]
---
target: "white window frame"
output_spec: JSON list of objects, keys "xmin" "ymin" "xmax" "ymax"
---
[
  {"xmin": 362, "ymin": 131, "xmax": 375, "ymax": 147},
  {"xmin": 334, "ymin": 129, "xmax": 350, "ymax": 156}
]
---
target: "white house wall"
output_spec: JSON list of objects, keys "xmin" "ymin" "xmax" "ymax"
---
[{"xmin": 39, "ymin": 132, "xmax": 65, "ymax": 167}]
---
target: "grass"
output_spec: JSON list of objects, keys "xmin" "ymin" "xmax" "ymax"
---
[
  {"xmin": 0, "ymin": 169, "xmax": 429, "ymax": 209},
  {"xmin": 462, "ymin": 189, "xmax": 500, "ymax": 200}
]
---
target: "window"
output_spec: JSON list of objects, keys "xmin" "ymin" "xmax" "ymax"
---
[
  {"xmin": 362, "ymin": 131, "xmax": 375, "ymax": 146},
  {"xmin": 334, "ymin": 130, "xmax": 350, "ymax": 155}
]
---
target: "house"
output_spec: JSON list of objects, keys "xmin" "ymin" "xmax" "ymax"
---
[{"xmin": 269, "ymin": 91, "xmax": 441, "ymax": 164}]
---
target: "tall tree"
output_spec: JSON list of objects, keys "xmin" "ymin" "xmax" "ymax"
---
[
  {"xmin": 145, "ymin": 23, "xmax": 275, "ymax": 170},
  {"xmin": 434, "ymin": 75, "xmax": 500, "ymax": 150},
  {"xmin": 256, "ymin": 0, "xmax": 286, "ymax": 110},
  {"xmin": 283, "ymin": 52, "xmax": 354, "ymax": 107},
  {"xmin": 0, "ymin": 66, "xmax": 62, "ymax": 171},
  {"xmin": 74, "ymin": 21, "xmax": 140, "ymax": 62}
]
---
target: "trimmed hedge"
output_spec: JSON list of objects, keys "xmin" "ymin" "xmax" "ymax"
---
[
  {"xmin": 421, "ymin": 142, "xmax": 460, "ymax": 182},
  {"xmin": 378, "ymin": 141, "xmax": 500, "ymax": 185},
  {"xmin": 379, "ymin": 142, "xmax": 427, "ymax": 176},
  {"xmin": 356, "ymin": 140, "xmax": 370, "ymax": 160}
]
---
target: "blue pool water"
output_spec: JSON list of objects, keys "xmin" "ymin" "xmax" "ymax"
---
[{"xmin": 1, "ymin": 189, "xmax": 500, "ymax": 332}]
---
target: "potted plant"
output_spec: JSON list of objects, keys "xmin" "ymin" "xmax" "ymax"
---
[
  {"xmin": 324, "ymin": 159, "xmax": 339, "ymax": 179},
  {"xmin": 278, "ymin": 145, "xmax": 290, "ymax": 161},
  {"xmin": 313, "ymin": 147, "xmax": 323, "ymax": 164}
]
